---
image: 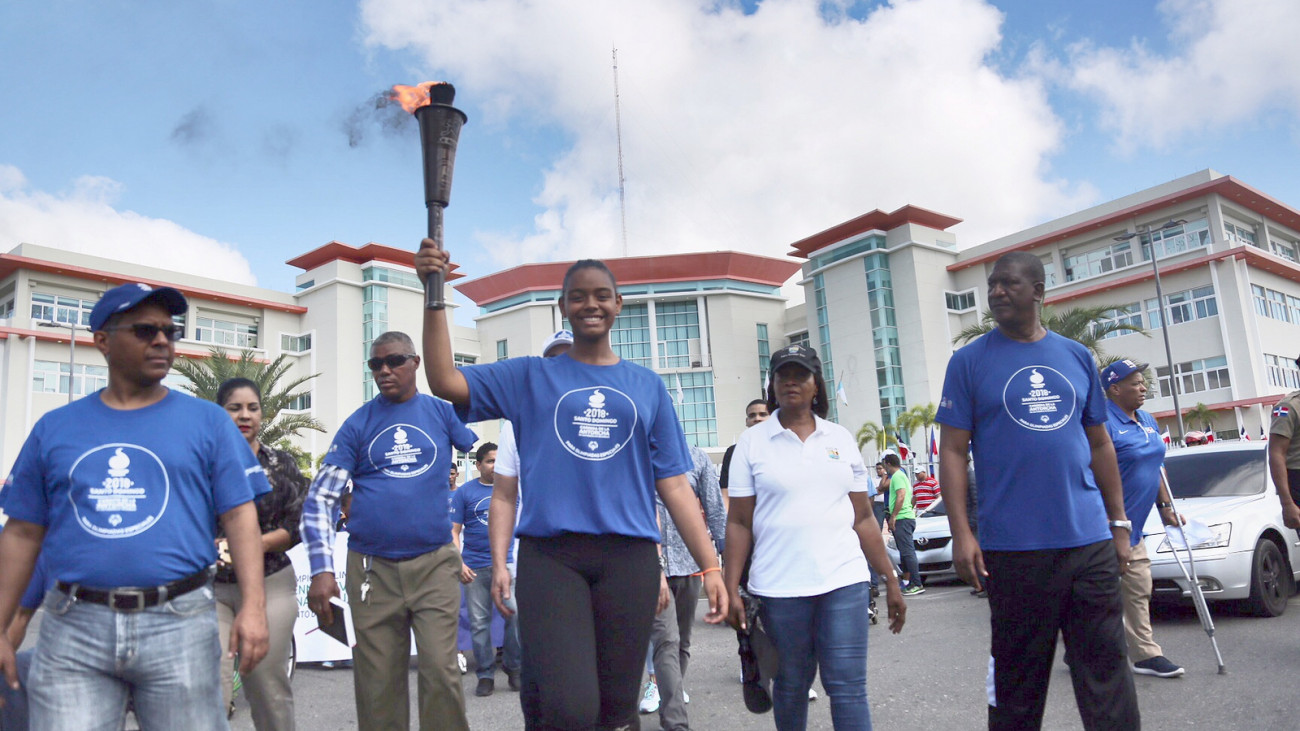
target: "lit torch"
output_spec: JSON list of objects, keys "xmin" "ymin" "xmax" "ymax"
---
[{"xmin": 391, "ymin": 81, "xmax": 468, "ymax": 310}]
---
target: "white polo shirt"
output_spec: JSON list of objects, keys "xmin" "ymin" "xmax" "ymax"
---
[{"xmin": 728, "ymin": 409, "xmax": 872, "ymax": 598}]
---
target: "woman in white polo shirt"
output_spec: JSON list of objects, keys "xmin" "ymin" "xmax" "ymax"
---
[{"xmin": 724, "ymin": 344, "xmax": 905, "ymax": 731}]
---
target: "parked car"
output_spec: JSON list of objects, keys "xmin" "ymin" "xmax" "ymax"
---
[
  {"xmin": 1146, "ymin": 441, "xmax": 1300, "ymax": 617},
  {"xmin": 885, "ymin": 498, "xmax": 957, "ymax": 582}
]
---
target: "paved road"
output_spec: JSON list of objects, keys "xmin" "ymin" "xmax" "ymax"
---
[{"xmin": 233, "ymin": 579, "xmax": 1299, "ymax": 729}]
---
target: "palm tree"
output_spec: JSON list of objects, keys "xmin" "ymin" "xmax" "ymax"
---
[
  {"xmin": 1183, "ymin": 402, "xmax": 1216, "ymax": 432},
  {"xmin": 172, "ymin": 346, "xmax": 326, "ymax": 445},
  {"xmin": 953, "ymin": 305, "xmax": 1148, "ymax": 364},
  {"xmin": 856, "ymin": 421, "xmax": 890, "ymax": 455},
  {"xmin": 902, "ymin": 402, "xmax": 938, "ymax": 463}
]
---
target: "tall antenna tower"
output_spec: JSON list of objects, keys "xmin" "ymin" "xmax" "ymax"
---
[{"xmin": 612, "ymin": 46, "xmax": 628, "ymax": 257}]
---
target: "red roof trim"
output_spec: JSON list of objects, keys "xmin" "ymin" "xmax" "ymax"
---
[
  {"xmin": 1150, "ymin": 393, "xmax": 1285, "ymax": 419},
  {"xmin": 455, "ymin": 252, "xmax": 801, "ymax": 307},
  {"xmin": 0, "ymin": 326, "xmax": 265, "ymax": 361},
  {"xmin": 788, "ymin": 205, "xmax": 963, "ymax": 258},
  {"xmin": 286, "ymin": 241, "xmax": 463, "ymax": 281},
  {"xmin": 0, "ymin": 255, "xmax": 307, "ymax": 314},
  {"xmin": 949, "ymin": 175, "xmax": 1300, "ymax": 273}
]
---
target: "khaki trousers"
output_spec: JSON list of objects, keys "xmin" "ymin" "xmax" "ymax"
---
[
  {"xmin": 347, "ymin": 544, "xmax": 468, "ymax": 731},
  {"xmin": 1119, "ymin": 540, "xmax": 1163, "ymax": 662},
  {"xmin": 216, "ymin": 565, "xmax": 298, "ymax": 730}
]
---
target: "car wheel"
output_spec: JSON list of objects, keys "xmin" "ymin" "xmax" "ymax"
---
[{"xmin": 1246, "ymin": 539, "xmax": 1292, "ymax": 617}]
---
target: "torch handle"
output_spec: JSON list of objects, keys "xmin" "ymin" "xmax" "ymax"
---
[{"xmin": 425, "ymin": 204, "xmax": 446, "ymax": 310}]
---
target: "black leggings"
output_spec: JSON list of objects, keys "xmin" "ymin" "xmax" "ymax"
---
[{"xmin": 516, "ymin": 533, "xmax": 660, "ymax": 731}]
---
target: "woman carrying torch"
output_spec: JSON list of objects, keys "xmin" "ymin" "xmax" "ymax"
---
[{"xmin": 416, "ymin": 242, "xmax": 726, "ymax": 730}]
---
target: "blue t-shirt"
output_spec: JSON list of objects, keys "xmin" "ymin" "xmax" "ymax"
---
[
  {"xmin": 322, "ymin": 393, "xmax": 478, "ymax": 560},
  {"xmin": 935, "ymin": 330, "xmax": 1110, "ymax": 551},
  {"xmin": 1105, "ymin": 401, "xmax": 1165, "ymax": 546},
  {"xmin": 451, "ymin": 478, "xmax": 509, "ymax": 569},
  {"xmin": 4, "ymin": 390, "xmax": 269, "ymax": 587},
  {"xmin": 458, "ymin": 354, "xmax": 693, "ymax": 541}
]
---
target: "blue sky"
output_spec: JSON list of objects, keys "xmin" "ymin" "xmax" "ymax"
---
[{"xmin": 2, "ymin": 0, "xmax": 1297, "ymax": 309}]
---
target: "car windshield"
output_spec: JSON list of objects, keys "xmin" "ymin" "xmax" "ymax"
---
[
  {"xmin": 921, "ymin": 498, "xmax": 947, "ymax": 517},
  {"xmin": 1164, "ymin": 449, "xmax": 1268, "ymax": 498}
]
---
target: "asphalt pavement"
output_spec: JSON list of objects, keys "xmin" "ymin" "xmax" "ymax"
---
[{"xmin": 233, "ymin": 579, "xmax": 1300, "ymax": 730}]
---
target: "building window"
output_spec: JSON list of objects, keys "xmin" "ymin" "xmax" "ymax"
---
[
  {"xmin": 0, "ymin": 298, "xmax": 15, "ymax": 320},
  {"xmin": 362, "ymin": 284, "xmax": 389, "ymax": 401},
  {"xmin": 864, "ymin": 256, "xmax": 906, "ymax": 427},
  {"xmin": 1252, "ymin": 284, "xmax": 1300, "ymax": 323},
  {"xmin": 31, "ymin": 292, "xmax": 95, "ymax": 327},
  {"xmin": 495, "ymin": 339, "xmax": 509, "ymax": 361},
  {"xmin": 196, "ymin": 316, "xmax": 258, "ymax": 348},
  {"xmin": 281, "ymin": 333, "xmax": 312, "ymax": 353},
  {"xmin": 1144, "ymin": 285, "xmax": 1217, "ymax": 329},
  {"xmin": 295, "ymin": 279, "xmax": 315, "ymax": 291},
  {"xmin": 813, "ymin": 274, "xmax": 838, "ymax": 421},
  {"xmin": 944, "ymin": 290, "xmax": 976, "ymax": 312},
  {"xmin": 611, "ymin": 303, "xmax": 652, "ymax": 367},
  {"xmin": 656, "ymin": 300, "xmax": 702, "ymax": 369},
  {"xmin": 1223, "ymin": 221, "xmax": 1258, "ymax": 247},
  {"xmin": 363, "ymin": 266, "xmax": 423, "ymax": 289},
  {"xmin": 1042, "ymin": 255, "xmax": 1059, "ymax": 289},
  {"xmin": 1142, "ymin": 217, "xmax": 1211, "ymax": 259},
  {"xmin": 661, "ymin": 370, "xmax": 717, "ymax": 447},
  {"xmin": 285, "ymin": 392, "xmax": 313, "ymax": 411},
  {"xmin": 788, "ymin": 331, "xmax": 810, "ymax": 348},
  {"xmin": 454, "ymin": 353, "xmax": 478, "ymax": 367},
  {"xmin": 1266, "ymin": 354, "xmax": 1300, "ymax": 390},
  {"xmin": 1093, "ymin": 303, "xmax": 1143, "ymax": 340},
  {"xmin": 756, "ymin": 323, "xmax": 771, "ymax": 397},
  {"xmin": 1063, "ymin": 240, "xmax": 1133, "ymax": 282},
  {"xmin": 1269, "ymin": 235, "xmax": 1299, "ymax": 262},
  {"xmin": 1154, "ymin": 356, "xmax": 1230, "ymax": 398},
  {"xmin": 32, "ymin": 360, "xmax": 108, "ymax": 397}
]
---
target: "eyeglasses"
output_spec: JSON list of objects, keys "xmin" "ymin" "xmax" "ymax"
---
[
  {"xmin": 103, "ymin": 323, "xmax": 184, "ymax": 342},
  {"xmin": 368, "ymin": 353, "xmax": 418, "ymax": 371}
]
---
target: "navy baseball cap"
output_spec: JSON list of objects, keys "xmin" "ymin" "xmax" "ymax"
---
[
  {"xmin": 89, "ymin": 283, "xmax": 188, "ymax": 332},
  {"xmin": 768, "ymin": 344, "xmax": 821, "ymax": 375},
  {"xmin": 1100, "ymin": 358, "xmax": 1148, "ymax": 387}
]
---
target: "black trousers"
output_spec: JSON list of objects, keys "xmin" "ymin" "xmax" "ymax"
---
[
  {"xmin": 984, "ymin": 540, "xmax": 1139, "ymax": 731},
  {"xmin": 516, "ymin": 533, "xmax": 659, "ymax": 731}
]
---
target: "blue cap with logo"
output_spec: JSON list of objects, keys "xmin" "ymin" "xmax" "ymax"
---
[
  {"xmin": 541, "ymin": 330, "xmax": 574, "ymax": 356},
  {"xmin": 89, "ymin": 283, "xmax": 188, "ymax": 332},
  {"xmin": 1100, "ymin": 358, "xmax": 1148, "ymax": 387}
]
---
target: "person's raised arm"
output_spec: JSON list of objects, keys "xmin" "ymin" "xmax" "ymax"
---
[
  {"xmin": 658, "ymin": 474, "xmax": 727, "ymax": 625},
  {"xmin": 0, "ymin": 520, "xmax": 43, "ymax": 691},
  {"xmin": 1086, "ymin": 423, "xmax": 1131, "ymax": 567},
  {"xmin": 489, "ymin": 474, "xmax": 520, "ymax": 616},
  {"xmin": 414, "ymin": 240, "xmax": 470, "ymax": 405},
  {"xmin": 940, "ymin": 424, "xmax": 985, "ymax": 591},
  {"xmin": 220, "ymin": 501, "xmax": 269, "ymax": 674}
]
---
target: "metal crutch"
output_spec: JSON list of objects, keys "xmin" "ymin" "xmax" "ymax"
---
[{"xmin": 1161, "ymin": 467, "xmax": 1227, "ymax": 674}]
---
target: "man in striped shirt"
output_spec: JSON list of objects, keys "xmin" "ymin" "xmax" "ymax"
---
[{"xmin": 912, "ymin": 469, "xmax": 941, "ymax": 512}]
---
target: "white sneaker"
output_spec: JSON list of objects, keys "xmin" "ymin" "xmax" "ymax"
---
[
  {"xmin": 638, "ymin": 680, "xmax": 660, "ymax": 714},
  {"xmin": 457, "ymin": 653, "xmax": 467, "ymax": 675},
  {"xmin": 683, "ymin": 689, "xmax": 690, "ymax": 704},
  {"xmin": 808, "ymin": 688, "xmax": 818, "ymax": 701}
]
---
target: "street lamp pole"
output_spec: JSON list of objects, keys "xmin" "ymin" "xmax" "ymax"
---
[
  {"xmin": 38, "ymin": 321, "xmax": 88, "ymax": 404},
  {"xmin": 1115, "ymin": 220, "xmax": 1187, "ymax": 439}
]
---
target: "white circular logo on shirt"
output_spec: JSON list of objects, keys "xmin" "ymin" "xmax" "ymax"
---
[
  {"xmin": 68, "ymin": 444, "xmax": 170, "ymax": 539},
  {"xmin": 1001, "ymin": 366, "xmax": 1076, "ymax": 432},
  {"xmin": 553, "ymin": 387, "xmax": 638, "ymax": 461},
  {"xmin": 473, "ymin": 496, "xmax": 491, "ymax": 526},
  {"xmin": 367, "ymin": 424, "xmax": 437, "ymax": 478}
]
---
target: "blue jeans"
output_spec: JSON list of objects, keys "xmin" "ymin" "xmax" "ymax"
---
[
  {"xmin": 893, "ymin": 518, "xmax": 921, "ymax": 587},
  {"xmin": 28, "ymin": 584, "xmax": 224, "ymax": 731},
  {"xmin": 465, "ymin": 567, "xmax": 520, "ymax": 680},
  {"xmin": 758, "ymin": 582, "xmax": 872, "ymax": 731}
]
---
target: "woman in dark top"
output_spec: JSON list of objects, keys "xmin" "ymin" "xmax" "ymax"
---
[{"xmin": 214, "ymin": 377, "xmax": 308, "ymax": 729}]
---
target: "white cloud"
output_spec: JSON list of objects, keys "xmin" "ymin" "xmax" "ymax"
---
[
  {"xmin": 0, "ymin": 165, "xmax": 257, "ymax": 286},
  {"xmin": 1059, "ymin": 0, "xmax": 1300, "ymax": 151},
  {"xmin": 360, "ymin": 0, "xmax": 1094, "ymax": 264}
]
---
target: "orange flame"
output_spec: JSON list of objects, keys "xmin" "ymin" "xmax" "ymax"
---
[{"xmin": 389, "ymin": 82, "xmax": 449, "ymax": 114}]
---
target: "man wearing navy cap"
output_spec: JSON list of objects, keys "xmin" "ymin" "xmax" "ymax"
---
[
  {"xmin": 0, "ymin": 282, "xmax": 271, "ymax": 729},
  {"xmin": 1100, "ymin": 359, "xmax": 1184, "ymax": 678}
]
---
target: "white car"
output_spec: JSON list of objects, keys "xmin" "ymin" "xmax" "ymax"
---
[
  {"xmin": 1145, "ymin": 441, "xmax": 1300, "ymax": 617},
  {"xmin": 885, "ymin": 498, "xmax": 957, "ymax": 582}
]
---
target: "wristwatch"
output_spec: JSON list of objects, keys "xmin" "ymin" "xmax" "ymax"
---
[{"xmin": 1108, "ymin": 519, "xmax": 1133, "ymax": 532}]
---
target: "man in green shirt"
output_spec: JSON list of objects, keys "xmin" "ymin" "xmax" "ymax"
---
[{"xmin": 884, "ymin": 454, "xmax": 923, "ymax": 595}]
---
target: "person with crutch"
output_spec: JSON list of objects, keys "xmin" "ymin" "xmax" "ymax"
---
[{"xmin": 1100, "ymin": 359, "xmax": 1185, "ymax": 678}]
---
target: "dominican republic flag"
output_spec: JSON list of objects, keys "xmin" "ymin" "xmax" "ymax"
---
[
  {"xmin": 1241, "ymin": 423, "xmax": 1250, "ymax": 441},
  {"xmin": 928, "ymin": 429, "xmax": 938, "ymax": 474},
  {"xmin": 1205, "ymin": 425, "xmax": 1215, "ymax": 443},
  {"xmin": 1275, "ymin": 404, "xmax": 1292, "ymax": 420},
  {"xmin": 895, "ymin": 433, "xmax": 911, "ymax": 460},
  {"xmin": 1162, "ymin": 427, "xmax": 1171, "ymax": 445}
]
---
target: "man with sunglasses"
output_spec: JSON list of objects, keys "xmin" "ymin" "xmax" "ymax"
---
[
  {"xmin": 301, "ymin": 331, "xmax": 478, "ymax": 731},
  {"xmin": 0, "ymin": 282, "xmax": 271, "ymax": 729}
]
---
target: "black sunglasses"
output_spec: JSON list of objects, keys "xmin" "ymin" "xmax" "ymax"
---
[
  {"xmin": 103, "ymin": 323, "xmax": 184, "ymax": 342},
  {"xmin": 368, "ymin": 353, "xmax": 418, "ymax": 371}
]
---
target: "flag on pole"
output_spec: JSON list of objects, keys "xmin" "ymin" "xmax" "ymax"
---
[
  {"xmin": 676, "ymin": 381, "xmax": 685, "ymax": 405},
  {"xmin": 895, "ymin": 432, "xmax": 911, "ymax": 460},
  {"xmin": 1241, "ymin": 423, "xmax": 1250, "ymax": 441},
  {"xmin": 928, "ymin": 428, "xmax": 938, "ymax": 475},
  {"xmin": 1205, "ymin": 425, "xmax": 1215, "ymax": 443},
  {"xmin": 836, "ymin": 379, "xmax": 849, "ymax": 406},
  {"xmin": 1161, "ymin": 427, "xmax": 1171, "ymax": 445}
]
